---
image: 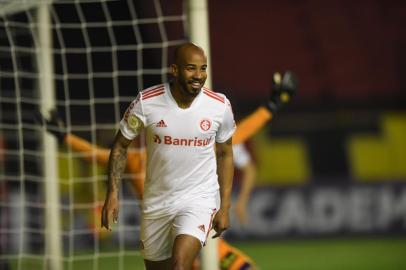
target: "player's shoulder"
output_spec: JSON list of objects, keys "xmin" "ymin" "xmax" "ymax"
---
[
  {"xmin": 139, "ymin": 83, "xmax": 166, "ymax": 102},
  {"xmin": 202, "ymin": 87, "xmax": 231, "ymax": 106}
]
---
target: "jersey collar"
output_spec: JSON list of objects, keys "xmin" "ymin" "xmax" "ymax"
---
[{"xmin": 165, "ymin": 83, "xmax": 203, "ymax": 111}]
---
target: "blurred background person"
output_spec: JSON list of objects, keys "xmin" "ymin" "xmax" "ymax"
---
[{"xmin": 232, "ymin": 143, "xmax": 256, "ymax": 226}]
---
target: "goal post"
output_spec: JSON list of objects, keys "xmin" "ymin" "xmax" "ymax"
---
[
  {"xmin": 37, "ymin": 2, "xmax": 63, "ymax": 270},
  {"xmin": 187, "ymin": 1, "xmax": 219, "ymax": 270}
]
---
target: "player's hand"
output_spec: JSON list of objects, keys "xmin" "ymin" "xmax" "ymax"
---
[
  {"xmin": 266, "ymin": 71, "xmax": 298, "ymax": 113},
  {"xmin": 101, "ymin": 193, "xmax": 119, "ymax": 231},
  {"xmin": 212, "ymin": 207, "xmax": 230, "ymax": 238},
  {"xmin": 34, "ymin": 109, "xmax": 66, "ymax": 142}
]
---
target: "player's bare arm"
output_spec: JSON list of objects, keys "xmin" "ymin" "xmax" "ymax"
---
[
  {"xmin": 213, "ymin": 137, "xmax": 234, "ymax": 238},
  {"xmin": 109, "ymin": 132, "xmax": 132, "ymax": 191},
  {"xmin": 101, "ymin": 131, "xmax": 133, "ymax": 231},
  {"xmin": 235, "ymin": 160, "xmax": 256, "ymax": 224}
]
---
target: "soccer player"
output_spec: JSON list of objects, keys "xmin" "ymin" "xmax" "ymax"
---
[
  {"xmin": 37, "ymin": 54, "xmax": 297, "ymax": 270},
  {"xmin": 102, "ymin": 43, "xmax": 236, "ymax": 270}
]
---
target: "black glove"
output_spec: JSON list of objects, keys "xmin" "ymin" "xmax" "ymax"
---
[
  {"xmin": 34, "ymin": 109, "xmax": 66, "ymax": 143},
  {"xmin": 266, "ymin": 71, "xmax": 298, "ymax": 113}
]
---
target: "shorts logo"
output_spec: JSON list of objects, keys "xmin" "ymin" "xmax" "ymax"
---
[
  {"xmin": 156, "ymin": 119, "xmax": 167, "ymax": 127},
  {"xmin": 199, "ymin": 119, "xmax": 211, "ymax": 131},
  {"xmin": 198, "ymin": 224, "xmax": 206, "ymax": 233}
]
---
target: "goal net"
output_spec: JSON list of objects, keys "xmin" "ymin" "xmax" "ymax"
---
[{"xmin": 0, "ymin": 0, "xmax": 186, "ymax": 269}]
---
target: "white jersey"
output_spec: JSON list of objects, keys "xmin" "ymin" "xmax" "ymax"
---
[
  {"xmin": 120, "ymin": 83, "xmax": 236, "ymax": 218},
  {"xmin": 232, "ymin": 144, "xmax": 251, "ymax": 169}
]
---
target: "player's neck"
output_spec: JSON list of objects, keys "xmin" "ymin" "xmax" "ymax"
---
[{"xmin": 170, "ymin": 83, "xmax": 197, "ymax": 109}]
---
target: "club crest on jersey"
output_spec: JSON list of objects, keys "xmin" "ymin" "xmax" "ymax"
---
[{"xmin": 199, "ymin": 118, "xmax": 212, "ymax": 132}]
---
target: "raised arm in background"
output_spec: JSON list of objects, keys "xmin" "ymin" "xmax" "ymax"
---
[{"xmin": 232, "ymin": 71, "xmax": 298, "ymax": 144}]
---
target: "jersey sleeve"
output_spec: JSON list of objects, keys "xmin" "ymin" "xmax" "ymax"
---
[
  {"xmin": 216, "ymin": 97, "xmax": 236, "ymax": 143},
  {"xmin": 232, "ymin": 144, "xmax": 251, "ymax": 169},
  {"xmin": 120, "ymin": 93, "xmax": 146, "ymax": 140}
]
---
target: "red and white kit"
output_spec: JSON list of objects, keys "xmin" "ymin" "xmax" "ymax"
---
[{"xmin": 120, "ymin": 83, "xmax": 235, "ymax": 260}]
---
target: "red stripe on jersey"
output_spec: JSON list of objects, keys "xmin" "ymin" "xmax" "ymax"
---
[
  {"xmin": 203, "ymin": 90, "xmax": 225, "ymax": 103},
  {"xmin": 203, "ymin": 87, "xmax": 213, "ymax": 92},
  {"xmin": 142, "ymin": 87, "xmax": 165, "ymax": 98},
  {"xmin": 203, "ymin": 87, "xmax": 221, "ymax": 96},
  {"xmin": 203, "ymin": 88, "xmax": 225, "ymax": 102},
  {"xmin": 142, "ymin": 89, "xmax": 164, "ymax": 99},
  {"xmin": 142, "ymin": 91, "xmax": 165, "ymax": 100},
  {"xmin": 143, "ymin": 84, "xmax": 164, "ymax": 95}
]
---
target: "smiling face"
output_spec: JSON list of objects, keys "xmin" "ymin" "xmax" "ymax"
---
[{"xmin": 171, "ymin": 44, "xmax": 208, "ymax": 98}]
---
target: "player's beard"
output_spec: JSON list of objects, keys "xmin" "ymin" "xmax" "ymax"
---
[{"xmin": 181, "ymin": 79, "xmax": 204, "ymax": 97}]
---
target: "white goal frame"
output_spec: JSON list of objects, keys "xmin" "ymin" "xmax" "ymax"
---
[
  {"xmin": 37, "ymin": 2, "xmax": 63, "ymax": 270},
  {"xmin": 1, "ymin": 1, "xmax": 217, "ymax": 269},
  {"xmin": 187, "ymin": 1, "xmax": 218, "ymax": 270}
]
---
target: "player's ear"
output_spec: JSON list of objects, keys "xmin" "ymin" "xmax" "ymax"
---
[{"xmin": 170, "ymin": 64, "xmax": 178, "ymax": 77}]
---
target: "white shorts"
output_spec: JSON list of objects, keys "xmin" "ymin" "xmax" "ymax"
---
[{"xmin": 140, "ymin": 193, "xmax": 220, "ymax": 261}]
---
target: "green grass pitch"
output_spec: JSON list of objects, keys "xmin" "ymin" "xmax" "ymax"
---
[
  {"xmin": 7, "ymin": 237, "xmax": 406, "ymax": 270},
  {"xmin": 232, "ymin": 237, "xmax": 406, "ymax": 270}
]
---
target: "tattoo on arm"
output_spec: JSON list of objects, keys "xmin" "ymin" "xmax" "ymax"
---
[{"xmin": 107, "ymin": 134, "xmax": 131, "ymax": 193}]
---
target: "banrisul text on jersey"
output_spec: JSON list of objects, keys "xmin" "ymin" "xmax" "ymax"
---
[{"xmin": 153, "ymin": 135, "xmax": 212, "ymax": 146}]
